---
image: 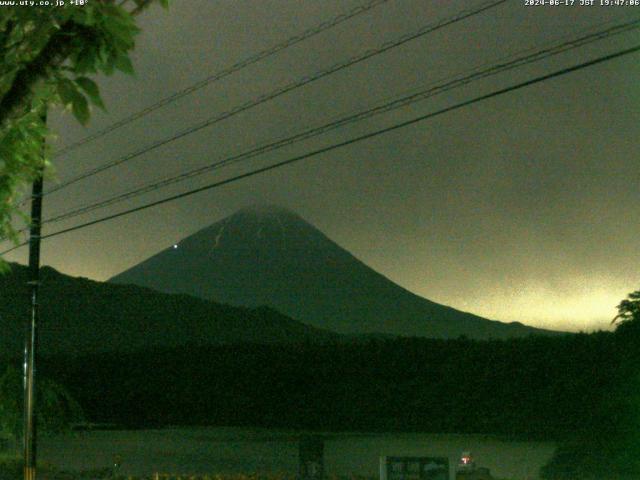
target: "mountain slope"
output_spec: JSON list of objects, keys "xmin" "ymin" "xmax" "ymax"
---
[
  {"xmin": 0, "ymin": 262, "xmax": 338, "ymax": 356},
  {"xmin": 110, "ymin": 205, "xmax": 557, "ymax": 339}
]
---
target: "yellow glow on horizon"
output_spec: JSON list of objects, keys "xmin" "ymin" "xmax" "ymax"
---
[{"xmin": 444, "ymin": 279, "xmax": 631, "ymax": 332}]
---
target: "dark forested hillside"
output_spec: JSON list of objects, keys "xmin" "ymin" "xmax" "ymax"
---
[
  {"xmin": 36, "ymin": 330, "xmax": 623, "ymax": 441},
  {"xmin": 0, "ymin": 263, "xmax": 338, "ymax": 357}
]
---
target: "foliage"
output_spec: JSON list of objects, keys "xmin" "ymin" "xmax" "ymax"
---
[
  {"xmin": 0, "ymin": 0, "xmax": 169, "ymax": 267},
  {"xmin": 54, "ymin": 475, "xmax": 517, "ymax": 480},
  {"xmin": 0, "ymin": 455, "xmax": 21, "ymax": 478},
  {"xmin": 0, "ymin": 365, "xmax": 83, "ymax": 442},
  {"xmin": 0, "ymin": 454, "xmax": 82, "ymax": 479},
  {"xmin": 612, "ymin": 289, "xmax": 640, "ymax": 334},
  {"xmin": 40, "ymin": 332, "xmax": 612, "ymax": 437},
  {"xmin": 114, "ymin": 475, "xmax": 301, "ymax": 480},
  {"xmin": 540, "ymin": 288, "xmax": 640, "ymax": 479}
]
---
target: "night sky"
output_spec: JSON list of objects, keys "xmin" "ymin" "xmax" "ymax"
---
[{"xmin": 3, "ymin": 0, "xmax": 639, "ymax": 332}]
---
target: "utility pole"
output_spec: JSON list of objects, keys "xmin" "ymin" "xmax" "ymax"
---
[{"xmin": 24, "ymin": 114, "xmax": 45, "ymax": 480}]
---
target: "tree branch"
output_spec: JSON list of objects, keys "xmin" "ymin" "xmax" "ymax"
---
[
  {"xmin": 0, "ymin": 21, "xmax": 78, "ymax": 129},
  {"xmin": 0, "ymin": 3, "xmax": 150, "ymax": 130}
]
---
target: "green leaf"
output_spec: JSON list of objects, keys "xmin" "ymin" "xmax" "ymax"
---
[
  {"xmin": 159, "ymin": 0, "xmax": 170, "ymax": 8},
  {"xmin": 97, "ymin": 43, "xmax": 115, "ymax": 75},
  {"xmin": 56, "ymin": 78, "xmax": 77, "ymax": 107},
  {"xmin": 73, "ymin": 46, "xmax": 98, "ymax": 74},
  {"xmin": 74, "ymin": 77, "xmax": 98, "ymax": 100},
  {"xmin": 71, "ymin": 5, "xmax": 96, "ymax": 26},
  {"xmin": 102, "ymin": 13, "xmax": 137, "ymax": 49},
  {"xmin": 57, "ymin": 78, "xmax": 90, "ymax": 125},
  {"xmin": 75, "ymin": 77, "xmax": 105, "ymax": 110},
  {"xmin": 114, "ymin": 54, "xmax": 134, "ymax": 75},
  {"xmin": 30, "ymin": 82, "xmax": 53, "ymax": 106},
  {"xmin": 71, "ymin": 93, "xmax": 90, "ymax": 126}
]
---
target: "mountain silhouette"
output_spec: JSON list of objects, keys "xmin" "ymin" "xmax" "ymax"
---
[{"xmin": 110, "ymin": 205, "xmax": 558, "ymax": 339}]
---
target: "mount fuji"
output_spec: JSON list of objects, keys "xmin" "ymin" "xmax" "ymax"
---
[{"xmin": 110, "ymin": 205, "xmax": 557, "ymax": 339}]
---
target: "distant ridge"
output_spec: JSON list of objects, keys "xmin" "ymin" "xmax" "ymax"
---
[
  {"xmin": 110, "ymin": 205, "xmax": 560, "ymax": 339},
  {"xmin": 0, "ymin": 262, "xmax": 339, "ymax": 356}
]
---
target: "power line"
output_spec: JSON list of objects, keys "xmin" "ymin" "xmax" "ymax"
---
[
  {"xmin": 52, "ymin": 0, "xmax": 392, "ymax": 158},
  {"xmin": 43, "ymin": 0, "xmax": 507, "ymax": 197},
  {"xmin": 2, "ymin": 42, "xmax": 637, "ymax": 256},
  {"xmin": 41, "ymin": 17, "xmax": 640, "ymax": 225}
]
